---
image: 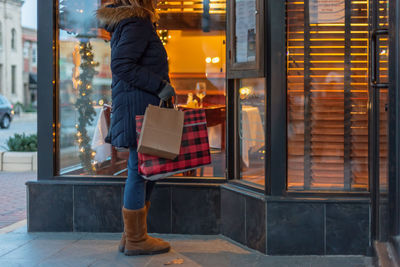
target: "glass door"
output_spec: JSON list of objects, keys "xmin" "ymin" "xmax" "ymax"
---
[
  {"xmin": 286, "ymin": 0, "xmax": 390, "ymax": 240},
  {"xmin": 370, "ymin": 0, "xmax": 390, "ymax": 241}
]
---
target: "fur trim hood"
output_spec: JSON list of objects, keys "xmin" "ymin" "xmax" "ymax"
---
[{"xmin": 96, "ymin": 5, "xmax": 155, "ymax": 32}]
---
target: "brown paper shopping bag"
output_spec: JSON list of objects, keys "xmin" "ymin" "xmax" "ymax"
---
[{"xmin": 137, "ymin": 104, "xmax": 184, "ymax": 160}]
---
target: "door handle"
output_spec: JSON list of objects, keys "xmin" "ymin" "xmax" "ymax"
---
[{"xmin": 371, "ymin": 28, "xmax": 389, "ymax": 88}]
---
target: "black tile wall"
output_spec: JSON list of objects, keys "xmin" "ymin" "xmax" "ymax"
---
[
  {"xmin": 147, "ymin": 185, "xmax": 172, "ymax": 233},
  {"xmin": 221, "ymin": 188, "xmax": 245, "ymax": 244},
  {"xmin": 73, "ymin": 185, "xmax": 122, "ymax": 232},
  {"xmin": 267, "ymin": 202, "xmax": 325, "ymax": 255},
  {"xmin": 171, "ymin": 186, "xmax": 220, "ymax": 234},
  {"xmin": 27, "ymin": 184, "xmax": 73, "ymax": 232},
  {"xmin": 27, "ymin": 181, "xmax": 372, "ymax": 256},
  {"xmin": 379, "ymin": 201, "xmax": 390, "ymax": 242},
  {"xmin": 245, "ymin": 196, "xmax": 266, "ymax": 253},
  {"xmin": 326, "ymin": 203, "xmax": 369, "ymax": 255}
]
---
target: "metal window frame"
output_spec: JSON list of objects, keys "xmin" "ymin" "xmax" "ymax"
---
[
  {"xmin": 388, "ymin": 0, "xmax": 400, "ymax": 238},
  {"xmin": 38, "ymin": 0, "xmax": 57, "ymax": 180},
  {"xmin": 267, "ymin": 0, "xmax": 286, "ymax": 196},
  {"xmin": 38, "ymin": 0, "xmax": 229, "ymax": 183}
]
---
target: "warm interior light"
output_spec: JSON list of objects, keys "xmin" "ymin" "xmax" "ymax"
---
[
  {"xmin": 212, "ymin": 57, "xmax": 220, "ymax": 63},
  {"xmin": 239, "ymin": 86, "xmax": 252, "ymax": 99},
  {"xmin": 205, "ymin": 57, "xmax": 212, "ymax": 63}
]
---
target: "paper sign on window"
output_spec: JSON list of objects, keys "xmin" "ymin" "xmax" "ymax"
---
[
  {"xmin": 235, "ymin": 0, "xmax": 256, "ymax": 63},
  {"xmin": 309, "ymin": 0, "xmax": 345, "ymax": 24}
]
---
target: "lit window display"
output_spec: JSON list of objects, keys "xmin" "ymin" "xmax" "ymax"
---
[{"xmin": 58, "ymin": 0, "xmax": 226, "ymax": 177}]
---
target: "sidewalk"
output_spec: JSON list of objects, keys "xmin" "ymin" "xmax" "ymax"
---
[
  {"xmin": 0, "ymin": 225, "xmax": 374, "ymax": 267},
  {"xmin": 0, "ymin": 172, "xmax": 35, "ymax": 229}
]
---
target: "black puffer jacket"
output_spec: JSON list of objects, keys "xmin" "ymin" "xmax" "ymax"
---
[{"xmin": 97, "ymin": 5, "xmax": 170, "ymax": 148}]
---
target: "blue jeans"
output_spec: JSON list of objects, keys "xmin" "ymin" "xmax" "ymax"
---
[{"xmin": 123, "ymin": 147, "xmax": 155, "ymax": 210}]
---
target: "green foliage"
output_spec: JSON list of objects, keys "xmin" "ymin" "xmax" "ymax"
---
[
  {"xmin": 7, "ymin": 133, "xmax": 38, "ymax": 152},
  {"xmin": 75, "ymin": 41, "xmax": 99, "ymax": 174},
  {"xmin": 23, "ymin": 104, "xmax": 37, "ymax": 113}
]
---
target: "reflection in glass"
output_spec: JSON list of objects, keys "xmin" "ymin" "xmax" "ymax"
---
[
  {"xmin": 286, "ymin": 0, "xmax": 371, "ymax": 191},
  {"xmin": 239, "ymin": 78, "xmax": 265, "ymax": 185},
  {"xmin": 378, "ymin": 1, "xmax": 389, "ymax": 193}
]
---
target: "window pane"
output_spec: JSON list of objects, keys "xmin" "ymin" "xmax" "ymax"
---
[
  {"xmin": 58, "ymin": 0, "xmax": 226, "ymax": 177},
  {"xmin": 58, "ymin": 0, "xmax": 112, "ymax": 175},
  {"xmin": 159, "ymin": 0, "xmax": 227, "ymax": 178},
  {"xmin": 234, "ymin": 0, "xmax": 256, "ymax": 63},
  {"xmin": 11, "ymin": 66, "xmax": 16, "ymax": 94},
  {"xmin": 286, "ymin": 0, "xmax": 369, "ymax": 191},
  {"xmin": 239, "ymin": 78, "xmax": 265, "ymax": 185}
]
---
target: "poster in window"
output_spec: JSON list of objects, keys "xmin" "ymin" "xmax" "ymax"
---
[
  {"xmin": 235, "ymin": 0, "xmax": 256, "ymax": 63},
  {"xmin": 309, "ymin": 0, "xmax": 345, "ymax": 24}
]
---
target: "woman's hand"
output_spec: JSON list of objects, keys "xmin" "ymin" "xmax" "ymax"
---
[{"xmin": 158, "ymin": 81, "xmax": 176, "ymax": 101}]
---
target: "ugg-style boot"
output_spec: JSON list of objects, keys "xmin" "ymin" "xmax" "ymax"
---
[
  {"xmin": 118, "ymin": 201, "xmax": 155, "ymax": 253},
  {"xmin": 123, "ymin": 206, "xmax": 170, "ymax": 256}
]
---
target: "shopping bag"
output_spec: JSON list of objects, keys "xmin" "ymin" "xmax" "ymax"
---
[
  {"xmin": 136, "ymin": 108, "xmax": 211, "ymax": 180},
  {"xmin": 137, "ymin": 104, "xmax": 184, "ymax": 160}
]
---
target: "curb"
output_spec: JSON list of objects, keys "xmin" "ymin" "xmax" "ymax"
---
[
  {"xmin": 2, "ymin": 152, "xmax": 37, "ymax": 172},
  {"xmin": 0, "ymin": 219, "xmax": 27, "ymax": 234}
]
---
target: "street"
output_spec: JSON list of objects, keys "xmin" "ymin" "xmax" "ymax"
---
[{"xmin": 0, "ymin": 113, "xmax": 37, "ymax": 151}]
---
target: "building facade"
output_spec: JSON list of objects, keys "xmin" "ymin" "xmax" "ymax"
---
[
  {"xmin": 22, "ymin": 27, "xmax": 37, "ymax": 107},
  {"xmin": 0, "ymin": 0, "xmax": 23, "ymax": 104},
  {"xmin": 28, "ymin": 0, "xmax": 400, "ymax": 262}
]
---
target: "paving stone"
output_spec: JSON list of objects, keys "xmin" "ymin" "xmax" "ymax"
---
[
  {"xmin": 0, "ymin": 228, "xmax": 374, "ymax": 267},
  {"xmin": 0, "ymin": 172, "xmax": 35, "ymax": 229}
]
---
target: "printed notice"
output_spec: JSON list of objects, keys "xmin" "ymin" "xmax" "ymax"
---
[
  {"xmin": 235, "ymin": 0, "xmax": 256, "ymax": 63},
  {"xmin": 310, "ymin": 0, "xmax": 345, "ymax": 24}
]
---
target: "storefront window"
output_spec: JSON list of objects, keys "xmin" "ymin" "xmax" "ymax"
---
[
  {"xmin": 239, "ymin": 78, "xmax": 265, "ymax": 185},
  {"xmin": 287, "ymin": 0, "xmax": 370, "ymax": 191},
  {"xmin": 58, "ymin": 0, "xmax": 226, "ymax": 177}
]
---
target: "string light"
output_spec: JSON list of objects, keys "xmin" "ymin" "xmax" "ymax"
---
[
  {"xmin": 74, "ymin": 41, "xmax": 99, "ymax": 174},
  {"xmin": 158, "ymin": 30, "xmax": 169, "ymax": 46}
]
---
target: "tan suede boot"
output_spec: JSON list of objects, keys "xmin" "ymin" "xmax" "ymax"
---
[
  {"xmin": 118, "ymin": 202, "xmax": 161, "ymax": 253},
  {"xmin": 123, "ymin": 206, "xmax": 170, "ymax": 256}
]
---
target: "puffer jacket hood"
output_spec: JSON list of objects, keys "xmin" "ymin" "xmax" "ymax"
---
[{"xmin": 96, "ymin": 5, "xmax": 154, "ymax": 32}]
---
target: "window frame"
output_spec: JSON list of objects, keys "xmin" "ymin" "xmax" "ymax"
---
[
  {"xmin": 226, "ymin": 0, "xmax": 265, "ymax": 79},
  {"xmin": 226, "ymin": 0, "xmax": 268, "ymax": 191}
]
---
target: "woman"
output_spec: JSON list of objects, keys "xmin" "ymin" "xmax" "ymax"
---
[{"xmin": 97, "ymin": 0, "xmax": 175, "ymax": 256}]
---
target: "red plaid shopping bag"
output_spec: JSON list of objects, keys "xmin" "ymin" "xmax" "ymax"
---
[{"xmin": 136, "ymin": 108, "xmax": 211, "ymax": 180}]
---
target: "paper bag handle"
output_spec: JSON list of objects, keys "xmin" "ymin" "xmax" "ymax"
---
[{"xmin": 159, "ymin": 97, "xmax": 178, "ymax": 110}]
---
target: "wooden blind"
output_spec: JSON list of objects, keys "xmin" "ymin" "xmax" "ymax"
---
[
  {"xmin": 156, "ymin": 0, "xmax": 226, "ymax": 30},
  {"xmin": 287, "ymin": 0, "xmax": 388, "ymax": 191},
  {"xmin": 157, "ymin": 0, "xmax": 226, "ymax": 14}
]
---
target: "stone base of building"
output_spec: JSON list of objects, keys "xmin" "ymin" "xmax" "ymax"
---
[{"xmin": 26, "ymin": 181, "xmax": 372, "ymax": 255}]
